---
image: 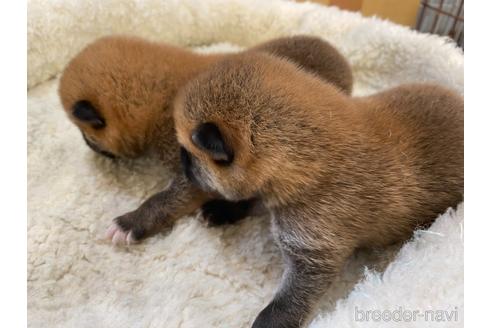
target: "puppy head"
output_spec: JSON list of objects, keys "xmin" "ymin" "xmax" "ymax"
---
[
  {"xmin": 175, "ymin": 52, "xmax": 348, "ymax": 202},
  {"xmin": 58, "ymin": 36, "xmax": 180, "ymax": 158},
  {"xmin": 175, "ymin": 53, "xmax": 308, "ymax": 201}
]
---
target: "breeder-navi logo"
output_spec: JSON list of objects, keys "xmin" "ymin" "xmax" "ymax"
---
[{"xmin": 354, "ymin": 306, "xmax": 459, "ymax": 322}]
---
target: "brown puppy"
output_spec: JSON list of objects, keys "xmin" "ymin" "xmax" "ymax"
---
[
  {"xmin": 173, "ymin": 53, "xmax": 463, "ymax": 328},
  {"xmin": 58, "ymin": 35, "xmax": 353, "ymax": 243}
]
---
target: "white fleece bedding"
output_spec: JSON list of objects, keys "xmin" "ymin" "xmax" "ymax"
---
[{"xmin": 27, "ymin": 0, "xmax": 464, "ymax": 327}]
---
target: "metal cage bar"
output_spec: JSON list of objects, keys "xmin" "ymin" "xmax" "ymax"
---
[{"xmin": 416, "ymin": 0, "xmax": 464, "ymax": 48}]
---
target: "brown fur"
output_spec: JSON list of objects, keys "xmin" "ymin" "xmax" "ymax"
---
[
  {"xmin": 59, "ymin": 35, "xmax": 352, "ymax": 159},
  {"xmin": 58, "ymin": 35, "xmax": 354, "ymax": 241},
  {"xmin": 59, "ymin": 35, "xmax": 219, "ymax": 158},
  {"xmin": 173, "ymin": 53, "xmax": 463, "ymax": 328}
]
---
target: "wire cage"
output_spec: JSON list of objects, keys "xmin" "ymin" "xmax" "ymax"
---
[{"xmin": 416, "ymin": 0, "xmax": 464, "ymax": 48}]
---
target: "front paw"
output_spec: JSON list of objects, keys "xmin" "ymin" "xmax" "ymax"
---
[
  {"xmin": 105, "ymin": 211, "xmax": 147, "ymax": 246},
  {"xmin": 105, "ymin": 222, "xmax": 135, "ymax": 246},
  {"xmin": 201, "ymin": 199, "xmax": 252, "ymax": 226}
]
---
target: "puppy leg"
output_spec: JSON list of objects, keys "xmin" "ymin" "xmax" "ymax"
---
[
  {"xmin": 106, "ymin": 174, "xmax": 208, "ymax": 245},
  {"xmin": 252, "ymin": 256, "xmax": 341, "ymax": 328},
  {"xmin": 253, "ymin": 219, "xmax": 352, "ymax": 328}
]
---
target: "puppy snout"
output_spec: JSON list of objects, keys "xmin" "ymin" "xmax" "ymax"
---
[{"xmin": 180, "ymin": 147, "xmax": 191, "ymax": 169}]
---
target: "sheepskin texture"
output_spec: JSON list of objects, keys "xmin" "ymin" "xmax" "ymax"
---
[{"xmin": 27, "ymin": 0, "xmax": 464, "ymax": 327}]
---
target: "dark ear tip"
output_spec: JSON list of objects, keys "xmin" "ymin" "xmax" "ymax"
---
[
  {"xmin": 192, "ymin": 122, "xmax": 234, "ymax": 164},
  {"xmin": 191, "ymin": 122, "xmax": 222, "ymax": 149},
  {"xmin": 192, "ymin": 122, "xmax": 218, "ymax": 140},
  {"xmin": 72, "ymin": 100, "xmax": 106, "ymax": 129}
]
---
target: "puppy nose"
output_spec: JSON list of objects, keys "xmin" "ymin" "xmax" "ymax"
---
[
  {"xmin": 180, "ymin": 147, "xmax": 198, "ymax": 184},
  {"xmin": 180, "ymin": 147, "xmax": 191, "ymax": 168}
]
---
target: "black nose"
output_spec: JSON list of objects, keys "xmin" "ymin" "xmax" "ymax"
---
[
  {"xmin": 180, "ymin": 146, "xmax": 199, "ymax": 184},
  {"xmin": 180, "ymin": 147, "xmax": 191, "ymax": 170}
]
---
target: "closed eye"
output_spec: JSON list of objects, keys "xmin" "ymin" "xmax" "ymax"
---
[
  {"xmin": 72, "ymin": 100, "xmax": 106, "ymax": 129},
  {"xmin": 214, "ymin": 158, "xmax": 233, "ymax": 166},
  {"xmin": 82, "ymin": 133, "xmax": 116, "ymax": 159}
]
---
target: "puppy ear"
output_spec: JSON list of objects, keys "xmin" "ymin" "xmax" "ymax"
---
[
  {"xmin": 72, "ymin": 100, "xmax": 105, "ymax": 129},
  {"xmin": 192, "ymin": 122, "xmax": 234, "ymax": 164}
]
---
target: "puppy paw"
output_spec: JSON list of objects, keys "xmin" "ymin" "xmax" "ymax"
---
[
  {"xmin": 105, "ymin": 223, "xmax": 135, "ymax": 246},
  {"xmin": 201, "ymin": 199, "xmax": 252, "ymax": 226},
  {"xmin": 201, "ymin": 200, "xmax": 228, "ymax": 226},
  {"xmin": 105, "ymin": 211, "xmax": 147, "ymax": 246}
]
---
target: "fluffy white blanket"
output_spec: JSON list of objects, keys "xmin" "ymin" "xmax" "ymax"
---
[{"xmin": 27, "ymin": 0, "xmax": 464, "ymax": 327}]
